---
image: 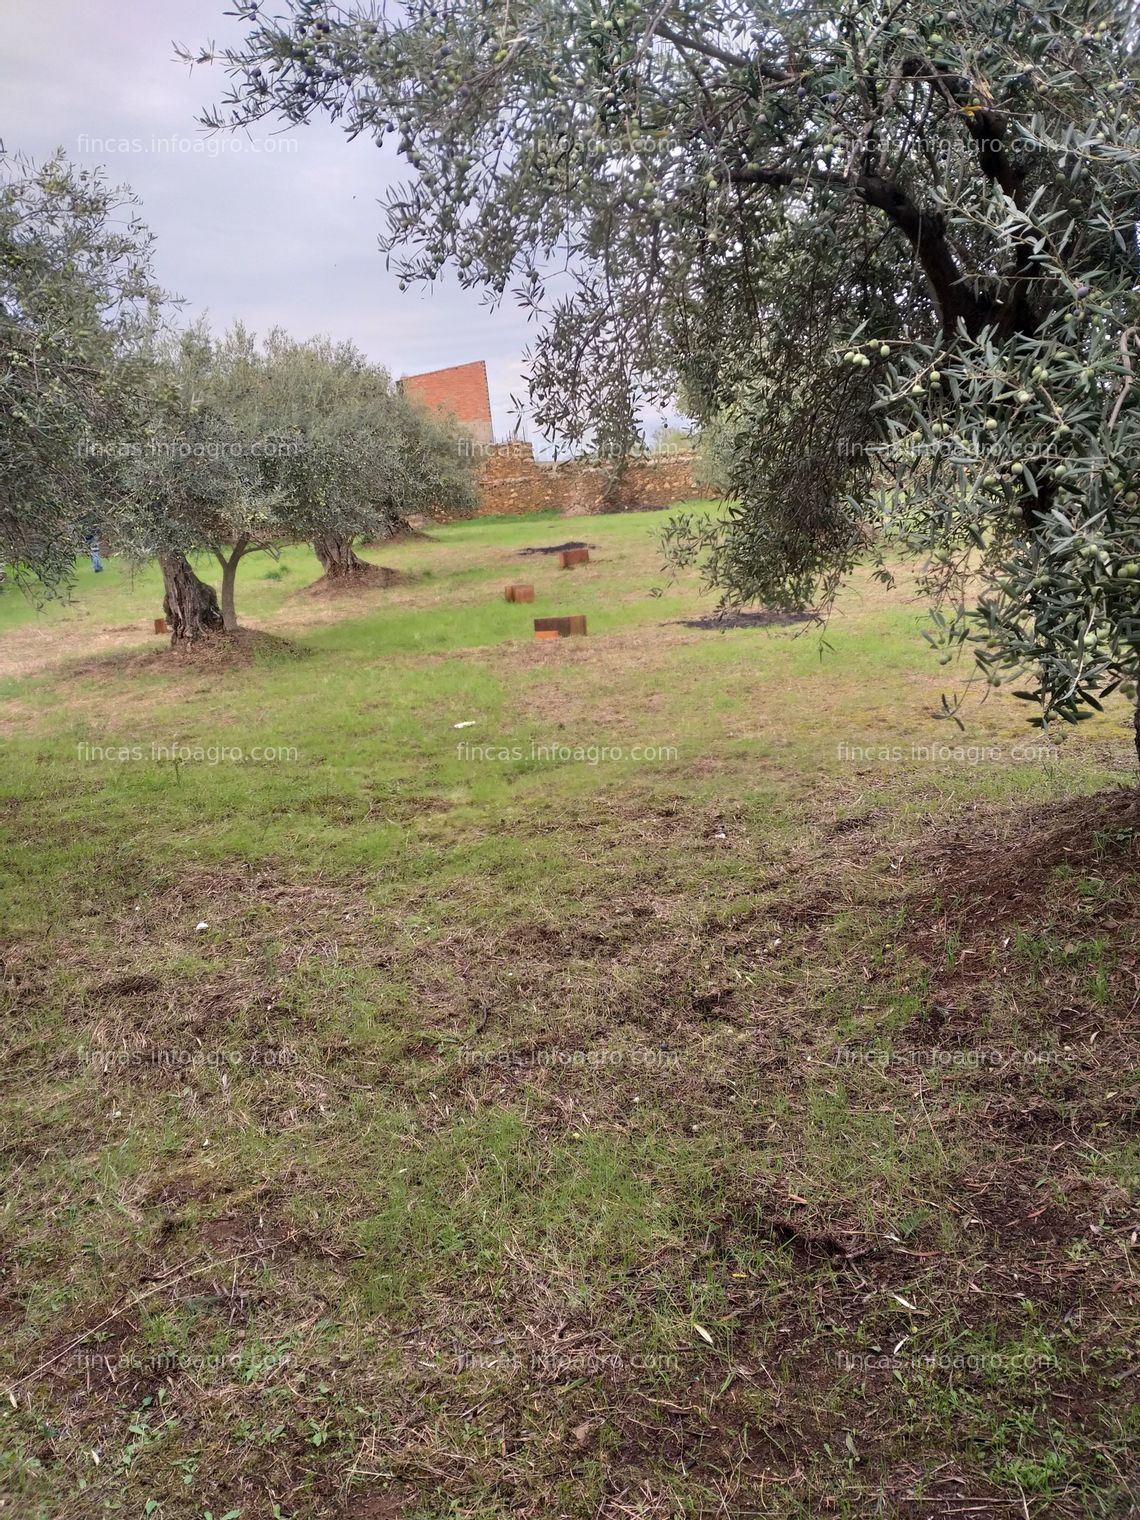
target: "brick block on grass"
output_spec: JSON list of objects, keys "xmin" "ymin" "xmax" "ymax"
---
[
  {"xmin": 154, "ymin": 617, "xmax": 167, "ymax": 635},
  {"xmin": 505, "ymin": 584, "xmax": 535, "ymax": 602},
  {"xmin": 558, "ymin": 548, "xmax": 590, "ymax": 569},
  {"xmin": 534, "ymin": 615, "xmax": 587, "ymax": 637}
]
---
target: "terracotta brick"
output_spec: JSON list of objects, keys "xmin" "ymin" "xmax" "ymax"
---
[
  {"xmin": 534, "ymin": 629, "xmax": 560, "ymax": 641},
  {"xmin": 559, "ymin": 548, "xmax": 590, "ymax": 569},
  {"xmin": 534, "ymin": 615, "xmax": 587, "ymax": 637},
  {"xmin": 154, "ymin": 617, "xmax": 167, "ymax": 635},
  {"xmin": 401, "ymin": 360, "xmax": 493, "ymax": 444},
  {"xmin": 505, "ymin": 584, "xmax": 535, "ymax": 602}
]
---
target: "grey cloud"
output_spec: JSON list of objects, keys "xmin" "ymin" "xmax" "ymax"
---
[{"xmin": 2, "ymin": 0, "xmax": 541, "ymax": 441}]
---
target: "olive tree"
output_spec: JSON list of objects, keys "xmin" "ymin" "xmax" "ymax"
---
[
  {"xmin": 0, "ymin": 149, "xmax": 165, "ymax": 592},
  {"xmin": 246, "ymin": 330, "xmax": 477, "ymax": 582},
  {"xmin": 136, "ymin": 323, "xmax": 476, "ymax": 638},
  {"xmin": 194, "ymin": 0, "xmax": 1140, "ymax": 754},
  {"xmin": 129, "ymin": 323, "xmax": 284, "ymax": 639}
]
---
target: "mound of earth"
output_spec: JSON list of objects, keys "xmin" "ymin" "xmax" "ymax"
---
[
  {"xmin": 918, "ymin": 784, "xmax": 1140, "ymax": 927},
  {"xmin": 170, "ymin": 628, "xmax": 307, "ymax": 664},
  {"xmin": 64, "ymin": 629, "xmax": 306, "ymax": 678},
  {"xmin": 302, "ymin": 564, "xmax": 409, "ymax": 597}
]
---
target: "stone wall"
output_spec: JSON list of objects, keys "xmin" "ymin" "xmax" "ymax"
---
[{"xmin": 469, "ymin": 441, "xmax": 703, "ymax": 517}]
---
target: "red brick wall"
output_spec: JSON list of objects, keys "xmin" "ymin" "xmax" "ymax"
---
[
  {"xmin": 472, "ymin": 442, "xmax": 703, "ymax": 517},
  {"xmin": 401, "ymin": 361, "xmax": 494, "ymax": 446}
]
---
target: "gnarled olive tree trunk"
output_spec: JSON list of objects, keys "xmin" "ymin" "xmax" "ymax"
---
[
  {"xmin": 313, "ymin": 533, "xmax": 369, "ymax": 577},
  {"xmin": 159, "ymin": 552, "xmax": 224, "ymax": 643},
  {"xmin": 369, "ymin": 515, "xmax": 423, "ymax": 543}
]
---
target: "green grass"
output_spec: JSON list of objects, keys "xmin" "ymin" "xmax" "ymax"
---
[{"xmin": 0, "ymin": 508, "xmax": 1137, "ymax": 1519}]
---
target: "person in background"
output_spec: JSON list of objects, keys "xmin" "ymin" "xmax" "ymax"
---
[{"xmin": 84, "ymin": 533, "xmax": 104, "ymax": 573}]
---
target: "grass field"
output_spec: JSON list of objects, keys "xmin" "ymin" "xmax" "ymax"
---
[{"xmin": 1, "ymin": 509, "xmax": 1137, "ymax": 1519}]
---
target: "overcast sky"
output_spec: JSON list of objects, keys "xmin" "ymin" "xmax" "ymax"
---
[{"xmin": 1, "ymin": 0, "xmax": 620, "ymax": 447}]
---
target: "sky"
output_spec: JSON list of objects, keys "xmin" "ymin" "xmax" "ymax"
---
[{"xmin": 0, "ymin": 0, "xmax": 599, "ymax": 447}]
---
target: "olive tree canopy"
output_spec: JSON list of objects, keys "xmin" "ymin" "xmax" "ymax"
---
[
  {"xmin": 134, "ymin": 323, "xmax": 476, "ymax": 636},
  {"xmin": 0, "ymin": 149, "xmax": 165, "ymax": 592},
  {"xmin": 196, "ymin": 0, "xmax": 1140, "ymax": 741}
]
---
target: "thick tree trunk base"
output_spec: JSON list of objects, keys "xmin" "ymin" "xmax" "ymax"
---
[
  {"xmin": 308, "ymin": 533, "xmax": 406, "ymax": 594},
  {"xmin": 313, "ymin": 535, "xmax": 370, "ymax": 578},
  {"xmin": 304, "ymin": 562, "xmax": 405, "ymax": 597},
  {"xmin": 160, "ymin": 553, "xmax": 224, "ymax": 643}
]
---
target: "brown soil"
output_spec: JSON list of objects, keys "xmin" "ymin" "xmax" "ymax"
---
[
  {"xmin": 919, "ymin": 784, "xmax": 1140, "ymax": 927},
  {"xmin": 60, "ymin": 628, "xmax": 306, "ymax": 679},
  {"xmin": 674, "ymin": 608, "xmax": 819, "ymax": 630},
  {"xmin": 302, "ymin": 564, "xmax": 409, "ymax": 597},
  {"xmin": 0, "ymin": 618, "xmax": 157, "ymax": 682}
]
